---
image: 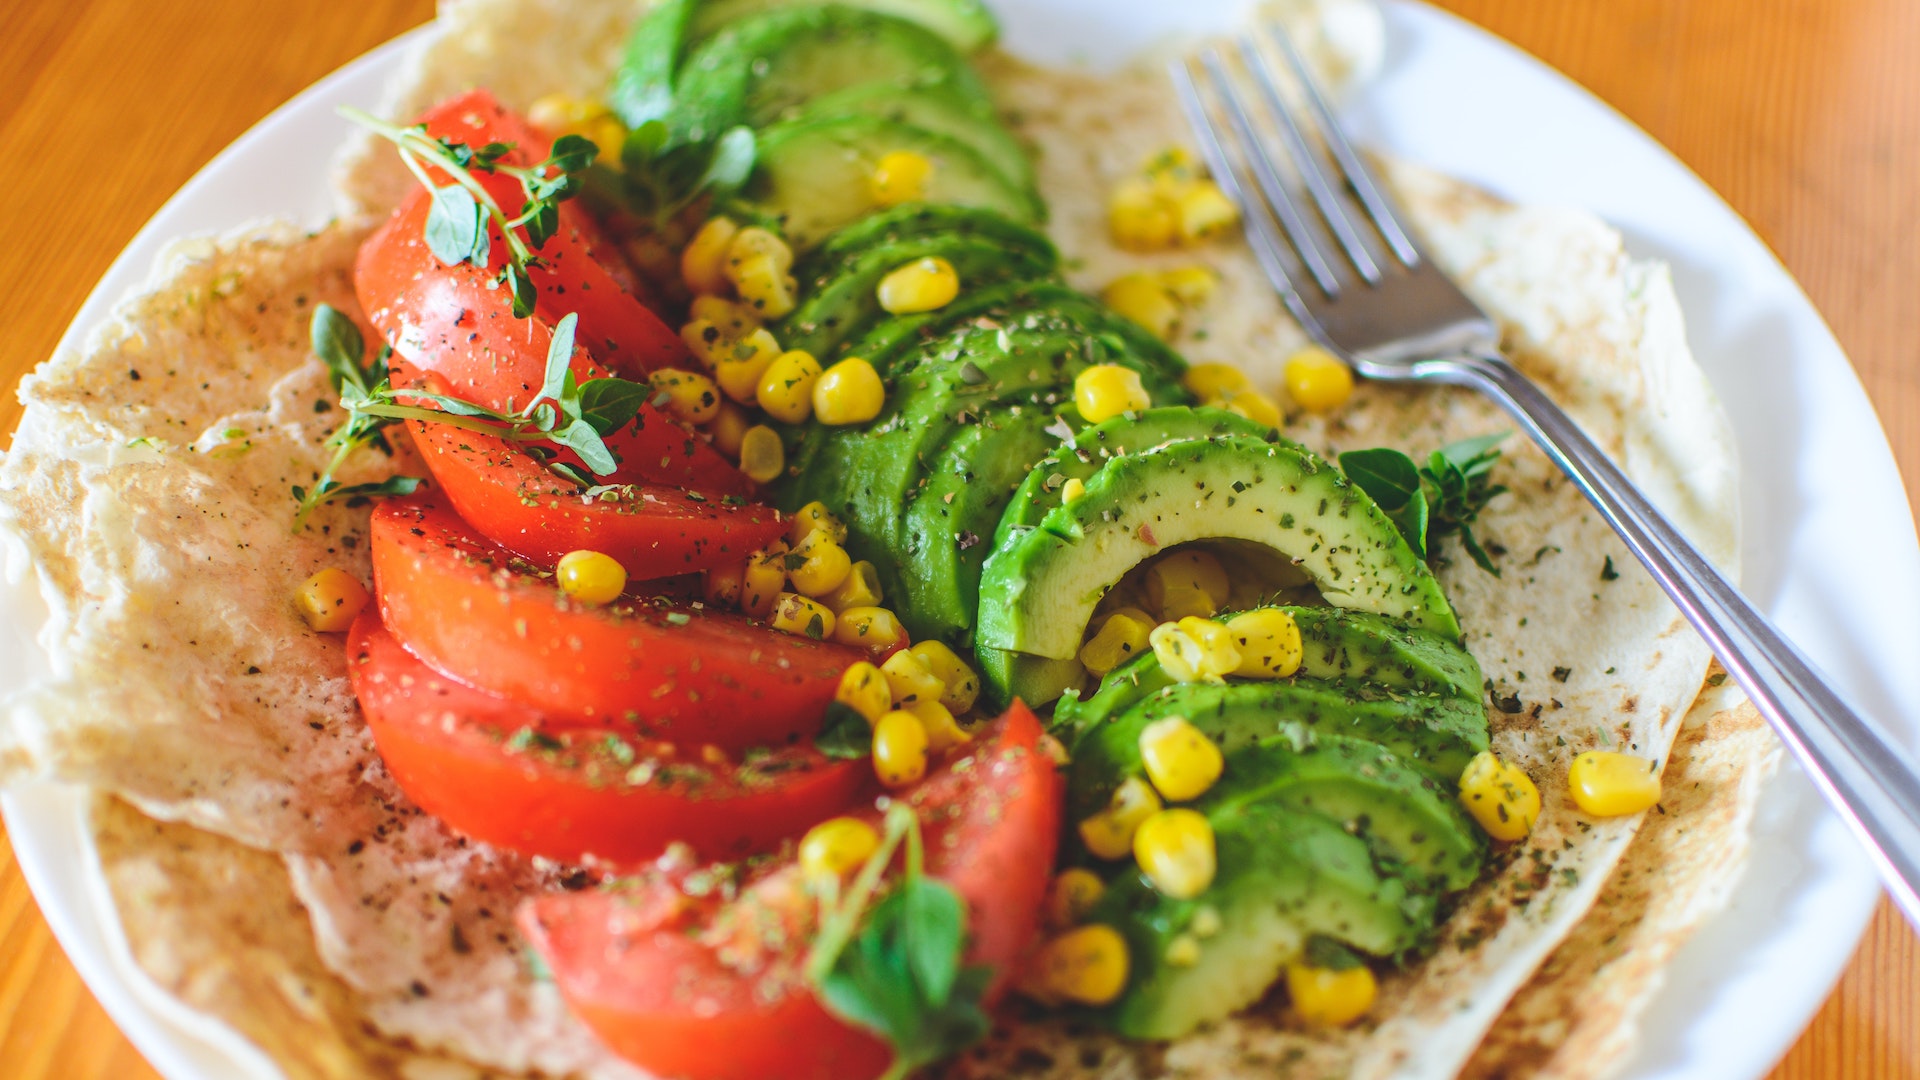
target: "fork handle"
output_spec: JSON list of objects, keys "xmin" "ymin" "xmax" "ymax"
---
[{"xmin": 1431, "ymin": 349, "xmax": 1920, "ymax": 926}]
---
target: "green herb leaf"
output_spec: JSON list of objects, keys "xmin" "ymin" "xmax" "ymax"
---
[
  {"xmin": 814, "ymin": 702, "xmax": 873, "ymax": 760},
  {"xmin": 424, "ymin": 184, "xmax": 490, "ymax": 267},
  {"xmin": 901, "ymin": 877, "xmax": 965, "ymax": 1005},
  {"xmin": 577, "ymin": 378, "xmax": 653, "ymax": 433},
  {"xmin": 700, "ymin": 126, "xmax": 757, "ymax": 194},
  {"xmin": 556, "ymin": 418, "xmax": 619, "ymax": 476},
  {"xmin": 311, "ymin": 305, "xmax": 369, "ymax": 395},
  {"xmin": 538, "ymin": 312, "xmax": 579, "ymax": 410},
  {"xmin": 1338, "ymin": 448, "xmax": 1421, "ymax": 511},
  {"xmin": 1302, "ymin": 935, "xmax": 1365, "ymax": 971},
  {"xmin": 1341, "ymin": 432, "xmax": 1509, "ymax": 575}
]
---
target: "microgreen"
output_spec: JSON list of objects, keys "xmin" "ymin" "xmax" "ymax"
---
[
  {"xmin": 1340, "ymin": 432, "xmax": 1510, "ymax": 575},
  {"xmin": 813, "ymin": 703, "xmax": 874, "ymax": 760},
  {"xmin": 806, "ymin": 805, "xmax": 992, "ymax": 1080},
  {"xmin": 616, "ymin": 119, "xmax": 757, "ymax": 227},
  {"xmin": 339, "ymin": 105, "xmax": 598, "ymax": 317}
]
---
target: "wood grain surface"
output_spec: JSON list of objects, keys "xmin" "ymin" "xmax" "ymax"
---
[{"xmin": 0, "ymin": 0, "xmax": 1914, "ymax": 1076}]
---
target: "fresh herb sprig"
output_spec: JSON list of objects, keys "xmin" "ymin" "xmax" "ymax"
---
[
  {"xmin": 617, "ymin": 119, "xmax": 757, "ymax": 227},
  {"xmin": 292, "ymin": 305, "xmax": 422, "ymax": 529},
  {"xmin": 1340, "ymin": 432, "xmax": 1510, "ymax": 575},
  {"xmin": 806, "ymin": 805, "xmax": 991, "ymax": 1080},
  {"xmin": 339, "ymin": 105, "xmax": 598, "ymax": 317}
]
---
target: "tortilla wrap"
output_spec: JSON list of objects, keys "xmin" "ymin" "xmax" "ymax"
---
[{"xmin": 0, "ymin": 0, "xmax": 1768, "ymax": 1076}]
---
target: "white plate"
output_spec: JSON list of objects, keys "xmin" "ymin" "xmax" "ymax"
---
[{"xmin": 7, "ymin": 2, "xmax": 1918, "ymax": 1077}]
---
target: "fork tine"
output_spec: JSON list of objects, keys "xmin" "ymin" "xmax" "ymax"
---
[
  {"xmin": 1195, "ymin": 49, "xmax": 1345, "ymax": 298},
  {"xmin": 1233, "ymin": 34, "xmax": 1383, "ymax": 283},
  {"xmin": 1264, "ymin": 20, "xmax": 1421, "ymax": 267}
]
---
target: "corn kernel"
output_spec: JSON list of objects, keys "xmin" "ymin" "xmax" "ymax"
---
[
  {"xmin": 680, "ymin": 318, "xmax": 730, "ymax": 370},
  {"xmin": 555, "ymin": 550, "xmax": 627, "ymax": 606},
  {"xmin": 1074, "ymin": 364, "xmax": 1151, "ymax": 423},
  {"xmin": 1221, "ymin": 387, "xmax": 1284, "ymax": 429},
  {"xmin": 1143, "ymin": 549, "xmax": 1229, "ymax": 621},
  {"xmin": 1457, "ymin": 750, "xmax": 1541, "ymax": 842},
  {"xmin": 1149, "ymin": 618, "xmax": 1241, "ymax": 683},
  {"xmin": 712, "ymin": 327, "xmax": 783, "ymax": 403},
  {"xmin": 870, "ymin": 149, "xmax": 934, "ymax": 207},
  {"xmin": 739, "ymin": 425, "xmax": 786, "ymax": 484},
  {"xmin": 1023, "ymin": 924, "xmax": 1130, "ymax": 1006},
  {"xmin": 707, "ymin": 400, "xmax": 752, "ymax": 457},
  {"xmin": 787, "ymin": 502, "xmax": 847, "ymax": 545},
  {"xmin": 1165, "ymin": 934, "xmax": 1203, "ymax": 967},
  {"xmin": 812, "ymin": 357, "xmax": 886, "ymax": 426},
  {"xmin": 836, "ymin": 661, "xmax": 893, "ymax": 722},
  {"xmin": 877, "ymin": 256, "xmax": 960, "ymax": 315},
  {"xmin": 1045, "ymin": 868, "xmax": 1106, "ymax": 929},
  {"xmin": 909, "ymin": 699, "xmax": 971, "ymax": 753},
  {"xmin": 833, "ymin": 606, "xmax": 908, "ymax": 652},
  {"xmin": 823, "ymin": 560, "xmax": 884, "ymax": 611},
  {"xmin": 730, "ymin": 252, "xmax": 798, "ymax": 319},
  {"xmin": 1287, "ymin": 962, "xmax": 1377, "ymax": 1027},
  {"xmin": 1109, "ymin": 177, "xmax": 1178, "ymax": 251},
  {"xmin": 872, "ymin": 709, "xmax": 929, "ymax": 788},
  {"xmin": 800, "ymin": 816, "xmax": 880, "ymax": 882},
  {"xmin": 788, "ymin": 529, "xmax": 853, "ymax": 597},
  {"xmin": 770, "ymin": 592, "xmax": 836, "ymax": 640},
  {"xmin": 740, "ymin": 541, "xmax": 789, "ymax": 619},
  {"xmin": 1079, "ymin": 609, "xmax": 1155, "ymax": 677},
  {"xmin": 1174, "ymin": 181, "xmax": 1240, "ymax": 243},
  {"xmin": 647, "ymin": 367, "xmax": 722, "ymax": 424},
  {"xmin": 1183, "ymin": 362, "xmax": 1249, "ymax": 400},
  {"xmin": 1568, "ymin": 751, "xmax": 1662, "ymax": 817},
  {"xmin": 1283, "ymin": 346, "xmax": 1355, "ymax": 413},
  {"xmin": 1160, "ymin": 266, "xmax": 1219, "ymax": 304},
  {"xmin": 704, "ymin": 562, "xmax": 744, "ymax": 607},
  {"xmin": 908, "ymin": 640, "xmax": 979, "ymax": 714},
  {"xmin": 1078, "ymin": 776, "xmax": 1163, "ymax": 860},
  {"xmin": 527, "ymin": 96, "xmax": 624, "ymax": 164},
  {"xmin": 1060, "ymin": 477, "xmax": 1086, "ymax": 504},
  {"xmin": 1138, "ymin": 716, "xmax": 1224, "ymax": 802},
  {"xmin": 1133, "ymin": 807, "xmax": 1216, "ymax": 899},
  {"xmin": 880, "ymin": 648, "xmax": 945, "ymax": 707},
  {"xmin": 689, "ymin": 296, "xmax": 762, "ymax": 344},
  {"xmin": 681, "ymin": 216, "xmax": 739, "ymax": 297},
  {"xmin": 757, "ymin": 349, "xmax": 824, "ymax": 424},
  {"xmin": 1102, "ymin": 272, "xmax": 1181, "ymax": 340},
  {"xmin": 295, "ymin": 568, "xmax": 370, "ymax": 632},
  {"xmin": 728, "ymin": 225, "xmax": 794, "ymax": 274},
  {"xmin": 1226, "ymin": 608, "xmax": 1303, "ymax": 679}
]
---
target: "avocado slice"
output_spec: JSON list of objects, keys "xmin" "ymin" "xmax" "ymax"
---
[
  {"xmin": 806, "ymin": 202, "xmax": 1059, "ymax": 269},
  {"xmin": 974, "ymin": 646, "xmax": 1087, "ymax": 709},
  {"xmin": 738, "ymin": 115, "xmax": 1042, "ymax": 249},
  {"xmin": 609, "ymin": 0, "xmax": 694, "ymax": 126},
  {"xmin": 779, "ymin": 230, "xmax": 1058, "ymax": 359},
  {"xmin": 686, "ymin": 0, "xmax": 999, "ymax": 53},
  {"xmin": 790, "ymin": 82, "xmax": 1034, "ymax": 191},
  {"xmin": 975, "ymin": 435, "xmax": 1461, "ymax": 667}
]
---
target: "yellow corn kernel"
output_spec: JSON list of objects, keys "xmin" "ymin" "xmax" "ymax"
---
[
  {"xmin": 1073, "ymin": 364, "xmax": 1152, "ymax": 424},
  {"xmin": 707, "ymin": 400, "xmax": 752, "ymax": 457},
  {"xmin": 1133, "ymin": 807, "xmax": 1216, "ymax": 899},
  {"xmin": 711, "ymin": 327, "xmax": 783, "ymax": 404},
  {"xmin": 823, "ymin": 560, "xmax": 884, "ymax": 611},
  {"xmin": 1078, "ymin": 609, "xmax": 1155, "ymax": 677},
  {"xmin": 295, "ymin": 568, "xmax": 370, "ymax": 632},
  {"xmin": 909, "ymin": 699, "xmax": 972, "ymax": 754},
  {"xmin": 704, "ymin": 562, "xmax": 745, "ymax": 607},
  {"xmin": 877, "ymin": 256, "xmax": 960, "ymax": 314},
  {"xmin": 689, "ymin": 294, "xmax": 762, "ymax": 334},
  {"xmin": 1568, "ymin": 751, "xmax": 1662, "ymax": 818},
  {"xmin": 1078, "ymin": 776, "xmax": 1163, "ymax": 860},
  {"xmin": 1138, "ymin": 716, "xmax": 1224, "ymax": 802},
  {"xmin": 1221, "ymin": 387, "xmax": 1284, "ymax": 429},
  {"xmin": 1160, "ymin": 266, "xmax": 1218, "ymax": 304},
  {"xmin": 740, "ymin": 542, "xmax": 789, "ymax": 619},
  {"xmin": 788, "ymin": 529, "xmax": 854, "ymax": 598},
  {"xmin": 681, "ymin": 216, "xmax": 740, "ymax": 297},
  {"xmin": 1045, "ymin": 868, "xmax": 1106, "ymax": 930},
  {"xmin": 1109, "ymin": 177, "xmax": 1178, "ymax": 251},
  {"xmin": 738, "ymin": 425, "xmax": 786, "ymax": 484},
  {"xmin": 833, "ymin": 606, "xmax": 908, "ymax": 652},
  {"xmin": 647, "ymin": 367, "xmax": 722, "ymax": 424},
  {"xmin": 1023, "ymin": 924, "xmax": 1130, "ymax": 1006},
  {"xmin": 812, "ymin": 357, "xmax": 886, "ymax": 426},
  {"xmin": 1457, "ymin": 750, "xmax": 1541, "ymax": 842},
  {"xmin": 1102, "ymin": 272, "xmax": 1181, "ymax": 340},
  {"xmin": 788, "ymin": 503, "xmax": 847, "ymax": 547},
  {"xmin": 1060, "ymin": 477, "xmax": 1086, "ymax": 504},
  {"xmin": 1183, "ymin": 362, "xmax": 1248, "ymax": 400},
  {"xmin": 681, "ymin": 319, "xmax": 728, "ymax": 370},
  {"xmin": 799, "ymin": 816, "xmax": 880, "ymax": 882},
  {"xmin": 527, "ymin": 96, "xmax": 625, "ymax": 163},
  {"xmin": 870, "ymin": 149, "xmax": 934, "ymax": 207},
  {"xmin": 770, "ymin": 591, "xmax": 836, "ymax": 640},
  {"xmin": 1149, "ymin": 618, "xmax": 1241, "ymax": 684},
  {"xmin": 1287, "ymin": 962, "xmax": 1377, "ymax": 1028},
  {"xmin": 1283, "ymin": 346, "xmax": 1355, "ymax": 413},
  {"xmin": 880, "ymin": 647, "xmax": 945, "ymax": 707},
  {"xmin": 872, "ymin": 709, "xmax": 929, "ymax": 788},
  {"xmin": 1174, "ymin": 180, "xmax": 1240, "ymax": 243},
  {"xmin": 908, "ymin": 640, "xmax": 979, "ymax": 715},
  {"xmin": 757, "ymin": 349, "xmax": 824, "ymax": 424},
  {"xmin": 728, "ymin": 225, "xmax": 795, "ymax": 274},
  {"xmin": 555, "ymin": 550, "xmax": 627, "ymax": 606},
  {"xmin": 729, "ymin": 252, "xmax": 798, "ymax": 319},
  {"xmin": 1226, "ymin": 608, "xmax": 1303, "ymax": 679},
  {"xmin": 836, "ymin": 661, "xmax": 893, "ymax": 722},
  {"xmin": 1143, "ymin": 549, "xmax": 1229, "ymax": 621}
]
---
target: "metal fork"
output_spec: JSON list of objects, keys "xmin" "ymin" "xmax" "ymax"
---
[{"xmin": 1174, "ymin": 23, "xmax": 1920, "ymax": 928}]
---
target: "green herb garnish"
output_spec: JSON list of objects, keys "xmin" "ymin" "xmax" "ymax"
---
[
  {"xmin": 1339, "ymin": 431, "xmax": 1510, "ymax": 575},
  {"xmin": 617, "ymin": 119, "xmax": 757, "ymax": 228}
]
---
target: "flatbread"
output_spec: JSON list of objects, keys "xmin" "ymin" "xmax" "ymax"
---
[{"xmin": 0, "ymin": 0, "xmax": 1768, "ymax": 1076}]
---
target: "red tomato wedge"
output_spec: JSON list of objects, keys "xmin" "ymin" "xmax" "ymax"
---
[
  {"xmin": 408, "ymin": 419, "xmax": 782, "ymax": 576},
  {"xmin": 371, "ymin": 493, "xmax": 859, "ymax": 749},
  {"xmin": 518, "ymin": 703, "xmax": 1063, "ymax": 1080},
  {"xmin": 348, "ymin": 611, "xmax": 871, "ymax": 864}
]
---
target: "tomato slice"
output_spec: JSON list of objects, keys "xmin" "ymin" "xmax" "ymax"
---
[
  {"xmin": 408, "ymin": 419, "xmax": 782, "ymax": 576},
  {"xmin": 518, "ymin": 703, "xmax": 1063, "ymax": 1080},
  {"xmin": 371, "ymin": 493, "xmax": 858, "ymax": 749},
  {"xmin": 348, "ymin": 611, "xmax": 871, "ymax": 864}
]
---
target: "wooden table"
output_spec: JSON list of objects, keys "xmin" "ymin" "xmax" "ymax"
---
[{"xmin": 0, "ymin": 0, "xmax": 1914, "ymax": 1075}]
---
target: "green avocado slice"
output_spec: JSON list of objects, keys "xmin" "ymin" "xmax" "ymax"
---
[
  {"xmin": 789, "ymin": 82, "xmax": 1034, "ymax": 191},
  {"xmin": 686, "ymin": 0, "xmax": 1000, "ymax": 53},
  {"xmin": 805, "ymin": 202, "xmax": 1058, "ymax": 268}
]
